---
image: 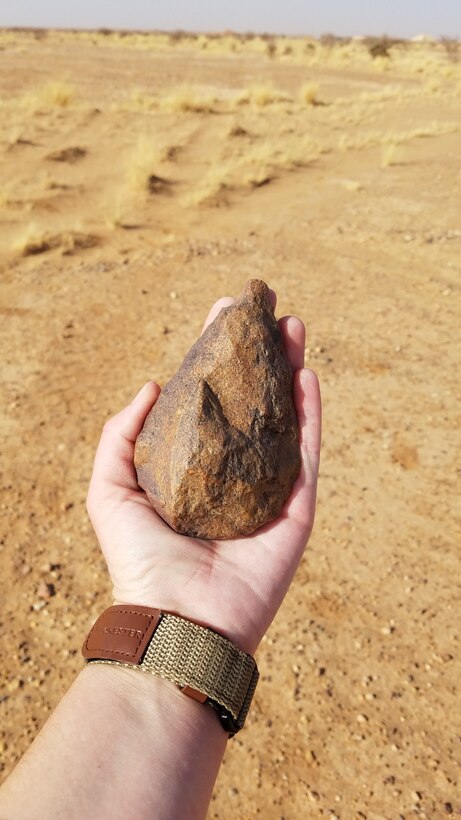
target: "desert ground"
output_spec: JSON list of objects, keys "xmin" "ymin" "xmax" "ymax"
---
[{"xmin": 0, "ymin": 28, "xmax": 460, "ymax": 818}]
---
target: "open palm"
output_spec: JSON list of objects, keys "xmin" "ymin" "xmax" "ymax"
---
[{"xmin": 87, "ymin": 293, "xmax": 321, "ymax": 655}]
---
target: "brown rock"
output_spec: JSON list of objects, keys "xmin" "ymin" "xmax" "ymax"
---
[
  {"xmin": 37, "ymin": 580, "xmax": 56, "ymax": 599},
  {"xmin": 134, "ymin": 279, "xmax": 300, "ymax": 539}
]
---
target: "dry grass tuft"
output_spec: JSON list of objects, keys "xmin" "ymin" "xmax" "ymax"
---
[
  {"xmin": 46, "ymin": 146, "xmax": 87, "ymax": 163},
  {"xmin": 5, "ymin": 134, "xmax": 37, "ymax": 152},
  {"xmin": 299, "ymin": 82, "xmax": 319, "ymax": 105},
  {"xmin": 127, "ymin": 137, "xmax": 174, "ymax": 194},
  {"xmin": 38, "ymin": 81, "xmax": 75, "ymax": 108},
  {"xmin": 146, "ymin": 174, "xmax": 171, "ymax": 194},
  {"xmin": 240, "ymin": 166, "xmax": 275, "ymax": 188},
  {"xmin": 161, "ymin": 86, "xmax": 216, "ymax": 113},
  {"xmin": 13, "ymin": 224, "xmax": 99, "ymax": 256},
  {"xmin": 381, "ymin": 139, "xmax": 399, "ymax": 167},
  {"xmin": 340, "ymin": 179, "xmax": 363, "ymax": 191},
  {"xmin": 227, "ymin": 135, "xmax": 322, "ymax": 195},
  {"xmin": 184, "ymin": 127, "xmax": 324, "ymax": 207},
  {"xmin": 21, "ymin": 81, "xmax": 76, "ymax": 113},
  {"xmin": 234, "ymin": 83, "xmax": 286, "ymax": 108},
  {"xmin": 228, "ymin": 123, "xmax": 251, "ymax": 138},
  {"xmin": 183, "ymin": 166, "xmax": 230, "ymax": 207},
  {"xmin": 104, "ymin": 198, "xmax": 141, "ymax": 231},
  {"xmin": 339, "ymin": 121, "xmax": 458, "ymax": 155}
]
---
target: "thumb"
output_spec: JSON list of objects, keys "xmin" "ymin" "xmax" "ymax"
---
[{"xmin": 87, "ymin": 381, "xmax": 160, "ymax": 515}]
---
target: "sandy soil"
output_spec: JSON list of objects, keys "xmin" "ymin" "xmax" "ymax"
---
[{"xmin": 0, "ymin": 29, "xmax": 460, "ymax": 819}]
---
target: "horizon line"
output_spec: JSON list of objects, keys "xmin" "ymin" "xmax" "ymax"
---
[{"xmin": 0, "ymin": 26, "xmax": 454, "ymax": 41}]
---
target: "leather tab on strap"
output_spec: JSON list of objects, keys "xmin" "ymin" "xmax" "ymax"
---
[
  {"xmin": 181, "ymin": 685, "xmax": 208, "ymax": 703},
  {"xmin": 82, "ymin": 605, "xmax": 161, "ymax": 664}
]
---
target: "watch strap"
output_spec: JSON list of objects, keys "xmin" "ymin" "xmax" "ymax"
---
[{"xmin": 82, "ymin": 605, "xmax": 259, "ymax": 735}]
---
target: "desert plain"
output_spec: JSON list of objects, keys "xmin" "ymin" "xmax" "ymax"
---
[{"xmin": 0, "ymin": 27, "xmax": 460, "ymax": 818}]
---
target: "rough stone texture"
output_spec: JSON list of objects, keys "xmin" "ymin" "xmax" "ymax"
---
[{"xmin": 134, "ymin": 279, "xmax": 300, "ymax": 539}]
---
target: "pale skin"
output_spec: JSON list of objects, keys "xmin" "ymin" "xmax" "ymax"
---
[{"xmin": 0, "ymin": 291, "xmax": 321, "ymax": 820}]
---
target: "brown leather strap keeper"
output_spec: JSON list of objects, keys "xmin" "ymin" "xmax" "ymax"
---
[{"xmin": 82, "ymin": 605, "xmax": 161, "ymax": 664}]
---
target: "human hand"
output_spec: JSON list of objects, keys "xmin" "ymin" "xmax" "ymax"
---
[{"xmin": 87, "ymin": 291, "xmax": 321, "ymax": 655}]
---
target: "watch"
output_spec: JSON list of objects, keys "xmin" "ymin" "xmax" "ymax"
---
[{"xmin": 82, "ymin": 604, "xmax": 259, "ymax": 736}]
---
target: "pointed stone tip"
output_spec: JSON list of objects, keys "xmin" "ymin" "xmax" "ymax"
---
[{"xmin": 241, "ymin": 279, "xmax": 271, "ymax": 307}]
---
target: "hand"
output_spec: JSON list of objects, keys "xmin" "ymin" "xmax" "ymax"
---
[{"xmin": 87, "ymin": 292, "xmax": 321, "ymax": 655}]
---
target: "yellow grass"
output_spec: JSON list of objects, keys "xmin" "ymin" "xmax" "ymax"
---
[
  {"xmin": 358, "ymin": 85, "xmax": 404, "ymax": 103},
  {"xmin": 340, "ymin": 179, "xmax": 363, "ymax": 191},
  {"xmin": 13, "ymin": 222, "xmax": 35, "ymax": 254},
  {"xmin": 183, "ymin": 165, "xmax": 230, "ymax": 207},
  {"xmin": 40, "ymin": 81, "xmax": 75, "ymax": 107},
  {"xmin": 12, "ymin": 223, "xmax": 98, "ymax": 255},
  {"xmin": 161, "ymin": 86, "xmax": 216, "ymax": 113},
  {"xmin": 234, "ymin": 83, "xmax": 286, "ymax": 108},
  {"xmin": 240, "ymin": 166, "xmax": 274, "ymax": 188},
  {"xmin": 126, "ymin": 137, "xmax": 174, "ymax": 193},
  {"xmin": 103, "ymin": 193, "xmax": 131, "ymax": 230},
  {"xmin": 339, "ymin": 121, "xmax": 459, "ymax": 153},
  {"xmin": 299, "ymin": 82, "xmax": 319, "ymax": 105},
  {"xmin": 193, "ymin": 134, "xmax": 324, "ymax": 201},
  {"xmin": 381, "ymin": 139, "xmax": 399, "ymax": 167}
]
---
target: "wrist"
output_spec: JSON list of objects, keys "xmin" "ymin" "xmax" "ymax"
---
[
  {"xmin": 81, "ymin": 661, "xmax": 226, "ymax": 747},
  {"xmin": 58, "ymin": 662, "xmax": 226, "ymax": 820}
]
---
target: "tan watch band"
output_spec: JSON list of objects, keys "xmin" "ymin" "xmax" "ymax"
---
[{"xmin": 82, "ymin": 605, "xmax": 259, "ymax": 736}]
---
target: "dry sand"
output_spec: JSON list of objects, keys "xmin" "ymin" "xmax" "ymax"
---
[{"xmin": 0, "ymin": 29, "xmax": 460, "ymax": 818}]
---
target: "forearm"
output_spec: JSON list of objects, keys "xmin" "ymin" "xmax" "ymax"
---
[{"xmin": 0, "ymin": 663, "xmax": 227, "ymax": 820}]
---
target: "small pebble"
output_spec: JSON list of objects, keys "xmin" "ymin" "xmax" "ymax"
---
[{"xmin": 37, "ymin": 581, "xmax": 56, "ymax": 599}]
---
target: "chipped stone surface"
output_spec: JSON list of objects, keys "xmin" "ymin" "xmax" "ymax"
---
[{"xmin": 135, "ymin": 279, "xmax": 300, "ymax": 539}]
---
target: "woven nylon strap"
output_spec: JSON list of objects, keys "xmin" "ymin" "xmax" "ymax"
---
[{"xmin": 141, "ymin": 614, "xmax": 258, "ymax": 725}]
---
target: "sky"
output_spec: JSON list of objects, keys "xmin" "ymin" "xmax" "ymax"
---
[{"xmin": 0, "ymin": 0, "xmax": 459, "ymax": 40}]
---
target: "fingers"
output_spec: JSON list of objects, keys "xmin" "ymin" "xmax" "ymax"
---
[
  {"xmin": 267, "ymin": 288, "xmax": 277, "ymax": 311},
  {"xmin": 201, "ymin": 287, "xmax": 278, "ymax": 334},
  {"xmin": 283, "ymin": 368, "xmax": 322, "ymax": 535},
  {"xmin": 87, "ymin": 381, "xmax": 160, "ymax": 511},
  {"xmin": 296, "ymin": 368, "xmax": 321, "ymax": 474},
  {"xmin": 201, "ymin": 297, "xmax": 235, "ymax": 333},
  {"xmin": 278, "ymin": 315, "xmax": 305, "ymax": 371}
]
